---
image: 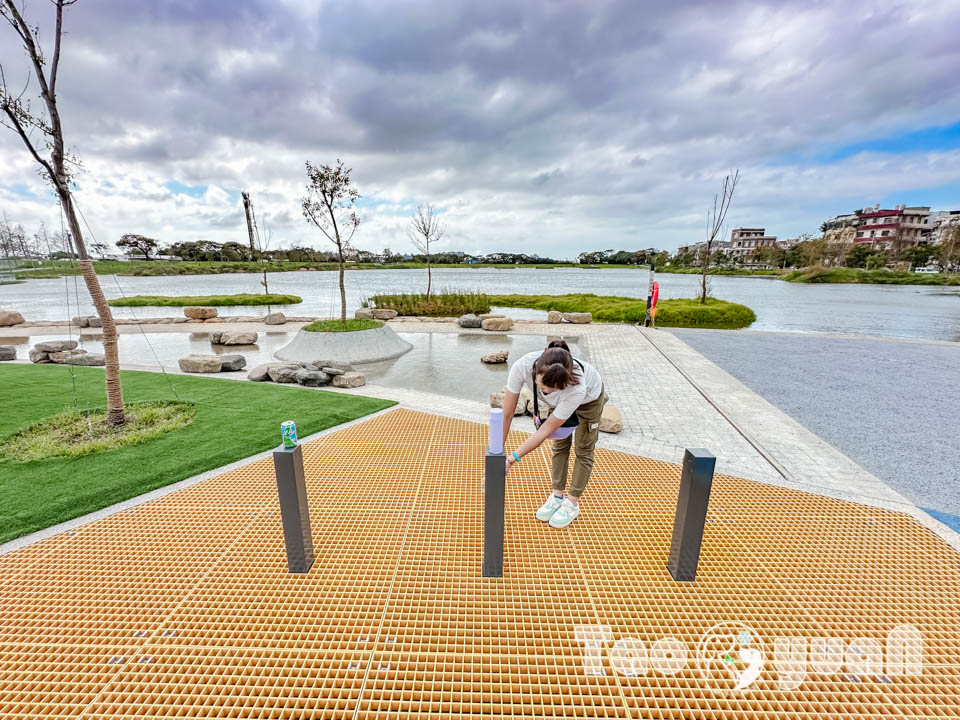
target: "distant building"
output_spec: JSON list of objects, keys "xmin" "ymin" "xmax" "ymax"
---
[
  {"xmin": 675, "ymin": 240, "xmax": 730, "ymax": 262},
  {"xmin": 853, "ymin": 204, "xmax": 931, "ymax": 250},
  {"xmin": 927, "ymin": 210, "xmax": 960, "ymax": 245},
  {"xmin": 729, "ymin": 228, "xmax": 778, "ymax": 264}
]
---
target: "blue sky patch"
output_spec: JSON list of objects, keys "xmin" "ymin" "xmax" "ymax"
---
[{"xmin": 165, "ymin": 180, "xmax": 208, "ymax": 197}]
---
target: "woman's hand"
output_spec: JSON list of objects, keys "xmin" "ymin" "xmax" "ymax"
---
[{"xmin": 505, "ymin": 456, "xmax": 514, "ymax": 476}]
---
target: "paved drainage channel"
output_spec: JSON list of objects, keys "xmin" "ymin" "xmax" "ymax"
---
[{"xmin": 1, "ymin": 409, "xmax": 958, "ymax": 718}]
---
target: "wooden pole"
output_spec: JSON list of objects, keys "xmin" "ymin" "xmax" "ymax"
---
[{"xmin": 242, "ymin": 191, "xmax": 256, "ymax": 251}]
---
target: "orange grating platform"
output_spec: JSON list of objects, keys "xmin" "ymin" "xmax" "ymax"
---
[{"xmin": 1, "ymin": 408, "xmax": 959, "ymax": 718}]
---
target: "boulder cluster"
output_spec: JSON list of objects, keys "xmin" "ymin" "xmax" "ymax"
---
[
  {"xmin": 457, "ymin": 313, "xmax": 515, "ymax": 331},
  {"xmin": 247, "ymin": 360, "xmax": 366, "ymax": 389},
  {"xmin": 26, "ymin": 340, "xmax": 105, "ymax": 366}
]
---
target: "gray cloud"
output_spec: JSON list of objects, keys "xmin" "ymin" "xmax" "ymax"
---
[{"xmin": 1, "ymin": 0, "xmax": 959, "ymax": 256}]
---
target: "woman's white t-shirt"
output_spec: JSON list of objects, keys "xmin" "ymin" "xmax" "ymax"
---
[{"xmin": 506, "ymin": 351, "xmax": 603, "ymax": 421}]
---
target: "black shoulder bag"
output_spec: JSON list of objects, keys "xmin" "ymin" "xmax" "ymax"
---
[{"xmin": 532, "ymin": 358, "xmax": 585, "ymax": 429}]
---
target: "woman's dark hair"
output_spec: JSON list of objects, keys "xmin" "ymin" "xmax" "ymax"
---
[
  {"xmin": 546, "ymin": 339, "xmax": 571, "ymax": 353},
  {"xmin": 534, "ymin": 346, "xmax": 580, "ymax": 390}
]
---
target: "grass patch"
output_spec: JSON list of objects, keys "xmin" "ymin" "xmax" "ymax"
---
[
  {"xmin": 303, "ymin": 318, "xmax": 384, "ymax": 332},
  {"xmin": 109, "ymin": 293, "xmax": 302, "ymax": 307},
  {"xmin": 658, "ymin": 267, "xmax": 782, "ymax": 276},
  {"xmin": 0, "ymin": 364, "xmax": 395, "ymax": 542},
  {"xmin": 781, "ymin": 266, "xmax": 960, "ymax": 285},
  {"xmin": 0, "ymin": 401, "xmax": 196, "ymax": 461},
  {"xmin": 365, "ymin": 291, "xmax": 491, "ymax": 316},
  {"xmin": 489, "ymin": 293, "xmax": 756, "ymax": 328}
]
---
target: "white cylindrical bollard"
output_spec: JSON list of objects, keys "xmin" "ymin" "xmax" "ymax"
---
[{"xmin": 488, "ymin": 408, "xmax": 504, "ymax": 454}]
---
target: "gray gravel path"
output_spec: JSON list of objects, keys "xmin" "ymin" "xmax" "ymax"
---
[{"xmin": 667, "ymin": 329, "xmax": 960, "ymax": 525}]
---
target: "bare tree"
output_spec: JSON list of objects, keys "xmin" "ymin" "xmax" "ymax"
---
[
  {"xmin": 407, "ymin": 202, "xmax": 444, "ymax": 299},
  {"xmin": 1, "ymin": 0, "xmax": 126, "ymax": 424},
  {"xmin": 700, "ymin": 170, "xmax": 739, "ymax": 304},
  {"xmin": 301, "ymin": 160, "xmax": 360, "ymax": 323}
]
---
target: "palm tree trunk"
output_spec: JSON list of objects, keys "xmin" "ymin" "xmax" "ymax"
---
[{"xmin": 61, "ymin": 193, "xmax": 125, "ymax": 425}]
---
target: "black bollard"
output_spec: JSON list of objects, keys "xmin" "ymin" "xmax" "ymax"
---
[
  {"xmin": 483, "ymin": 446, "xmax": 506, "ymax": 577},
  {"xmin": 666, "ymin": 448, "xmax": 716, "ymax": 582},
  {"xmin": 272, "ymin": 444, "xmax": 315, "ymax": 573}
]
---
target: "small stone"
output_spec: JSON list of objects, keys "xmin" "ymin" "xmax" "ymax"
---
[
  {"xmin": 457, "ymin": 313, "xmax": 482, "ymax": 328},
  {"xmin": 332, "ymin": 371, "xmax": 366, "ymax": 388},
  {"xmin": 481, "ymin": 350, "xmax": 509, "ymax": 364},
  {"xmin": 0, "ymin": 310, "xmax": 25, "ymax": 327},
  {"xmin": 246, "ymin": 364, "xmax": 272, "ymax": 381},
  {"xmin": 370, "ymin": 308, "xmax": 398, "ymax": 320},
  {"xmin": 321, "ymin": 366, "xmax": 346, "ymax": 376},
  {"xmin": 563, "ymin": 312, "xmax": 592, "ymax": 324},
  {"xmin": 87, "ymin": 316, "xmax": 103, "ymax": 328},
  {"xmin": 35, "ymin": 340, "xmax": 79, "ymax": 352},
  {"xmin": 48, "ymin": 348, "xmax": 88, "ymax": 363},
  {"xmin": 209, "ymin": 331, "xmax": 223, "ymax": 344},
  {"xmin": 599, "ymin": 405, "xmax": 623, "ymax": 433},
  {"xmin": 296, "ymin": 369, "xmax": 330, "ymax": 387},
  {"xmin": 481, "ymin": 317, "xmax": 514, "ymax": 331},
  {"xmin": 267, "ymin": 364, "xmax": 300, "ymax": 383},
  {"xmin": 71, "ymin": 316, "xmax": 90, "ymax": 328},
  {"xmin": 0, "ymin": 346, "xmax": 16, "ymax": 361},
  {"xmin": 64, "ymin": 352, "xmax": 105, "ymax": 366},
  {"xmin": 355, "ymin": 308, "xmax": 374, "ymax": 320},
  {"xmin": 218, "ymin": 354, "xmax": 247, "ymax": 372},
  {"xmin": 264, "ymin": 312, "xmax": 287, "ymax": 325},
  {"xmin": 219, "ymin": 331, "xmax": 258, "ymax": 345},
  {"xmin": 178, "ymin": 354, "xmax": 222, "ymax": 373},
  {"xmin": 547, "ymin": 310, "xmax": 563, "ymax": 324},
  {"xmin": 183, "ymin": 306, "xmax": 218, "ymax": 320},
  {"xmin": 29, "ymin": 349, "xmax": 51, "ymax": 363}
]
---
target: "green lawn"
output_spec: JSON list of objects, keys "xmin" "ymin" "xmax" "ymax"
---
[{"xmin": 0, "ymin": 364, "xmax": 395, "ymax": 543}]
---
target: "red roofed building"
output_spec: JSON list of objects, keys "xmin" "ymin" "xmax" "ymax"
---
[{"xmin": 853, "ymin": 204, "xmax": 931, "ymax": 251}]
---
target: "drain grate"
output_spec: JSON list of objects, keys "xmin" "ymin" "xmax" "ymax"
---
[{"xmin": 1, "ymin": 409, "xmax": 958, "ymax": 718}]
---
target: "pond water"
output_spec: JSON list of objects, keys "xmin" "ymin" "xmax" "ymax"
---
[
  {"xmin": 3, "ymin": 331, "xmax": 585, "ymax": 403},
  {"xmin": 3, "ymin": 267, "xmax": 960, "ymax": 341}
]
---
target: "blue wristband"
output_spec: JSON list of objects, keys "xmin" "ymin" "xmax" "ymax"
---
[{"xmin": 511, "ymin": 451, "xmax": 521, "ymax": 463}]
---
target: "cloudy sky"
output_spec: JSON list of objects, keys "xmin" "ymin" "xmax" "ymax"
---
[{"xmin": 2, "ymin": 0, "xmax": 959, "ymax": 258}]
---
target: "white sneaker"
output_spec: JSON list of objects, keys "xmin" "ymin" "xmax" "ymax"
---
[
  {"xmin": 536, "ymin": 494, "xmax": 564, "ymax": 522},
  {"xmin": 549, "ymin": 498, "xmax": 580, "ymax": 528}
]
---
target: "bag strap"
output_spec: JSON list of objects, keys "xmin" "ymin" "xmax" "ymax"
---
[{"xmin": 532, "ymin": 358, "xmax": 584, "ymax": 420}]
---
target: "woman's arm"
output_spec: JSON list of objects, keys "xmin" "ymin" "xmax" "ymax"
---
[
  {"xmin": 501, "ymin": 391, "xmax": 519, "ymax": 445},
  {"xmin": 505, "ymin": 412, "xmax": 565, "ymax": 475}
]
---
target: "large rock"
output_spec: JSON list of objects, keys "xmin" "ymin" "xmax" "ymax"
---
[
  {"xmin": 355, "ymin": 308, "xmax": 374, "ymax": 320},
  {"xmin": 219, "ymin": 331, "xmax": 258, "ymax": 345},
  {"xmin": 183, "ymin": 306, "xmax": 218, "ymax": 320},
  {"xmin": 599, "ymin": 405, "xmax": 623, "ymax": 433},
  {"xmin": 490, "ymin": 386, "xmax": 532, "ymax": 415},
  {"xmin": 264, "ymin": 312, "xmax": 287, "ymax": 325},
  {"xmin": 312, "ymin": 360, "xmax": 353, "ymax": 373},
  {"xmin": 209, "ymin": 331, "xmax": 223, "ymax": 344},
  {"xmin": 563, "ymin": 312, "xmax": 592, "ymax": 324},
  {"xmin": 48, "ymin": 348, "xmax": 88, "ymax": 364},
  {"xmin": 178, "ymin": 354, "xmax": 222, "ymax": 373},
  {"xmin": 479, "ymin": 313, "xmax": 505, "ymax": 321},
  {"xmin": 218, "ymin": 354, "xmax": 247, "ymax": 372},
  {"xmin": 0, "ymin": 346, "xmax": 16, "ymax": 361},
  {"xmin": 457, "ymin": 313, "xmax": 482, "ymax": 328},
  {"xmin": 64, "ymin": 352, "xmax": 105, "ymax": 367},
  {"xmin": 370, "ymin": 308, "xmax": 398, "ymax": 320},
  {"xmin": 297, "ymin": 369, "xmax": 330, "ymax": 387},
  {"xmin": 481, "ymin": 350, "xmax": 509, "ymax": 364},
  {"xmin": 84, "ymin": 315, "xmax": 103, "ymax": 328},
  {"xmin": 481, "ymin": 317, "xmax": 515, "ymax": 331},
  {"xmin": 28, "ymin": 349, "xmax": 50, "ymax": 363},
  {"xmin": 267, "ymin": 364, "xmax": 300, "ymax": 383},
  {"xmin": 332, "ymin": 371, "xmax": 366, "ymax": 388},
  {"xmin": 547, "ymin": 310, "xmax": 563, "ymax": 324},
  {"xmin": 0, "ymin": 310, "xmax": 25, "ymax": 327},
  {"xmin": 35, "ymin": 340, "xmax": 78, "ymax": 353},
  {"xmin": 247, "ymin": 363, "xmax": 272, "ymax": 381},
  {"xmin": 71, "ymin": 316, "xmax": 90, "ymax": 328}
]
